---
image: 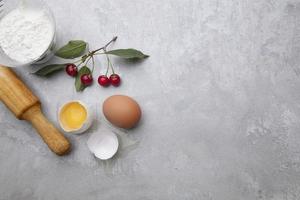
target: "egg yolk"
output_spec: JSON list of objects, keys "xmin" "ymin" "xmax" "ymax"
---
[{"xmin": 60, "ymin": 102, "xmax": 87, "ymax": 130}]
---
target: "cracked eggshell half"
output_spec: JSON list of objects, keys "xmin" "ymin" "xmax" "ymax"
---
[
  {"xmin": 58, "ymin": 100, "xmax": 93, "ymax": 134},
  {"xmin": 87, "ymin": 131, "xmax": 119, "ymax": 160}
]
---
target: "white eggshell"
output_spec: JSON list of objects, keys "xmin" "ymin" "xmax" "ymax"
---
[
  {"xmin": 58, "ymin": 100, "xmax": 93, "ymax": 134},
  {"xmin": 87, "ymin": 131, "xmax": 119, "ymax": 160}
]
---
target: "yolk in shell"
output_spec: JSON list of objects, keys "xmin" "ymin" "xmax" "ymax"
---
[{"xmin": 60, "ymin": 102, "xmax": 87, "ymax": 130}]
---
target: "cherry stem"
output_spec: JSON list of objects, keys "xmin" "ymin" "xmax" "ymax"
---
[
  {"xmin": 80, "ymin": 36, "xmax": 117, "ymax": 75},
  {"xmin": 103, "ymin": 48, "xmax": 115, "ymax": 74},
  {"xmin": 91, "ymin": 36, "xmax": 117, "ymax": 54},
  {"xmin": 85, "ymin": 55, "xmax": 92, "ymax": 66},
  {"xmin": 109, "ymin": 59, "xmax": 115, "ymax": 74},
  {"xmin": 76, "ymin": 60, "xmax": 85, "ymax": 69},
  {"xmin": 104, "ymin": 49, "xmax": 109, "ymax": 76},
  {"xmin": 91, "ymin": 56, "xmax": 95, "ymax": 73},
  {"xmin": 105, "ymin": 63, "xmax": 109, "ymax": 76}
]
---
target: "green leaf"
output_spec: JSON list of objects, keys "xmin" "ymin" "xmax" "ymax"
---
[
  {"xmin": 105, "ymin": 49, "xmax": 149, "ymax": 59},
  {"xmin": 75, "ymin": 66, "xmax": 91, "ymax": 92},
  {"xmin": 33, "ymin": 64, "xmax": 66, "ymax": 76},
  {"xmin": 55, "ymin": 40, "xmax": 87, "ymax": 59}
]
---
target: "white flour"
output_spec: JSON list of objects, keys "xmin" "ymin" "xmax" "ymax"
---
[{"xmin": 0, "ymin": 7, "xmax": 54, "ymax": 64}]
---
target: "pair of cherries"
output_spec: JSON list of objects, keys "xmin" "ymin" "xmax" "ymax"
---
[
  {"xmin": 66, "ymin": 64, "xmax": 121, "ymax": 87},
  {"xmin": 98, "ymin": 74, "xmax": 120, "ymax": 87}
]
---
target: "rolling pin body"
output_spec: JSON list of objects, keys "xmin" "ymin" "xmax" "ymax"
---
[{"xmin": 0, "ymin": 66, "xmax": 70, "ymax": 155}]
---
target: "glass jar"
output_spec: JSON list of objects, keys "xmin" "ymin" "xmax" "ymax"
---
[{"xmin": 0, "ymin": 0, "xmax": 56, "ymax": 67}]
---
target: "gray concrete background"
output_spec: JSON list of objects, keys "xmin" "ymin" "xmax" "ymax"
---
[{"xmin": 1, "ymin": 0, "xmax": 300, "ymax": 199}]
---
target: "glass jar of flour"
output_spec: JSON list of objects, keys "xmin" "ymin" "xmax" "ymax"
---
[{"xmin": 0, "ymin": 0, "xmax": 56, "ymax": 67}]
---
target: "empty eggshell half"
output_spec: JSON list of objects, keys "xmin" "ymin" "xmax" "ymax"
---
[{"xmin": 87, "ymin": 131, "xmax": 119, "ymax": 160}]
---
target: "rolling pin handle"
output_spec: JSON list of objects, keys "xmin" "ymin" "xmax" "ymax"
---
[{"xmin": 21, "ymin": 103, "xmax": 71, "ymax": 155}]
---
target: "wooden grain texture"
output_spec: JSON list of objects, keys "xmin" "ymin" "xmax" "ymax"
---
[
  {"xmin": 0, "ymin": 66, "xmax": 39, "ymax": 118},
  {"xmin": 21, "ymin": 104, "xmax": 71, "ymax": 155},
  {"xmin": 0, "ymin": 65, "xmax": 71, "ymax": 155}
]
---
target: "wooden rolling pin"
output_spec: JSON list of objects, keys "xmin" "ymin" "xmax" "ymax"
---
[{"xmin": 0, "ymin": 66, "xmax": 71, "ymax": 155}]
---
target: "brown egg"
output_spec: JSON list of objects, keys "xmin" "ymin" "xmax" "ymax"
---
[{"xmin": 103, "ymin": 95, "xmax": 142, "ymax": 129}]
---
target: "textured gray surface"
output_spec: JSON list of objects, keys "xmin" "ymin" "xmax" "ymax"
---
[{"xmin": 1, "ymin": 0, "xmax": 300, "ymax": 199}]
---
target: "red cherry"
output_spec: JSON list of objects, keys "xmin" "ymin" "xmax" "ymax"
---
[
  {"xmin": 81, "ymin": 74, "xmax": 93, "ymax": 86},
  {"xmin": 109, "ymin": 74, "xmax": 121, "ymax": 87},
  {"xmin": 98, "ymin": 75, "xmax": 110, "ymax": 87},
  {"xmin": 65, "ymin": 64, "xmax": 78, "ymax": 77}
]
